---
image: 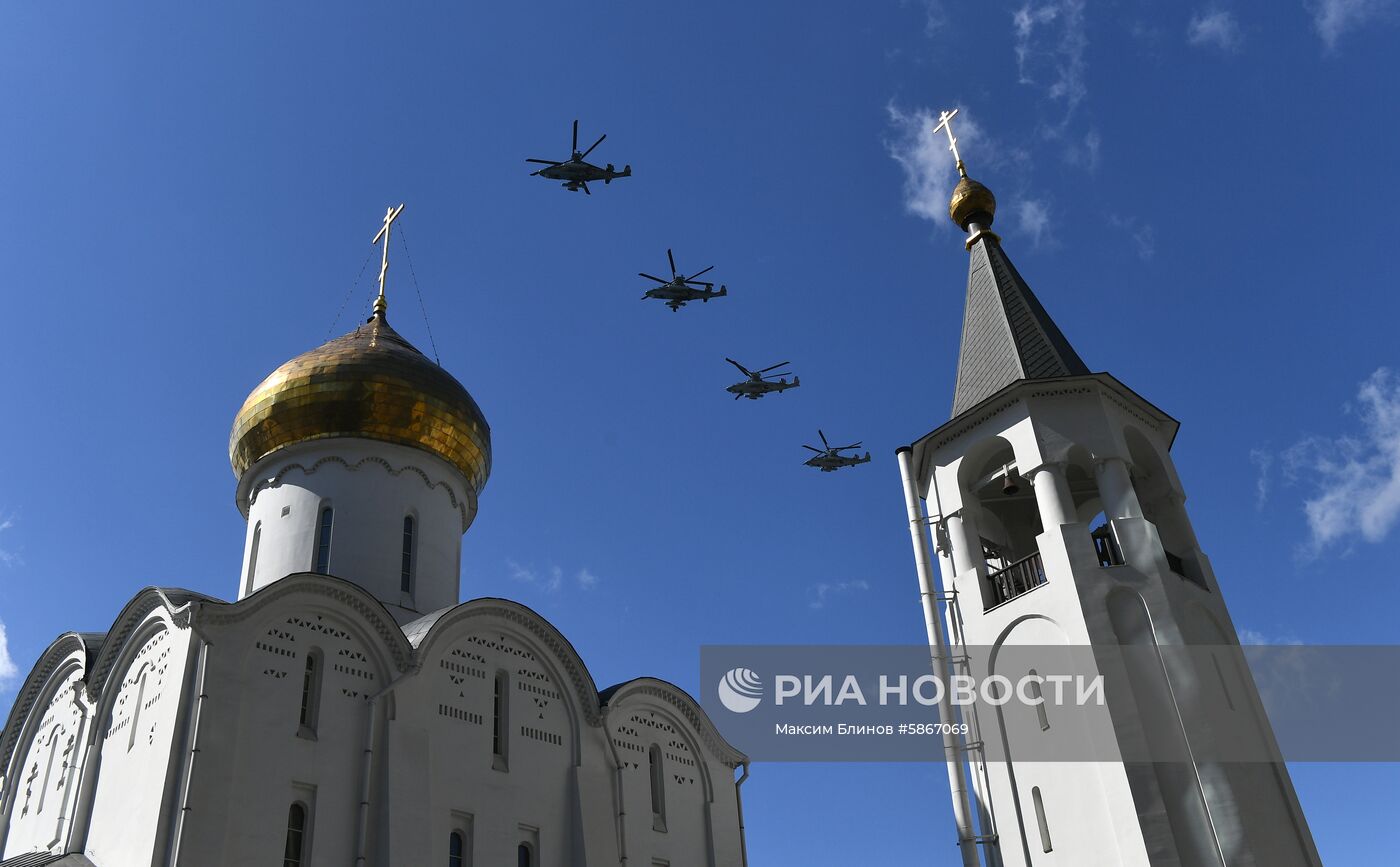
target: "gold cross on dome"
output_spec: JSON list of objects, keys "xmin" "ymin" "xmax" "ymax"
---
[
  {"xmin": 371, "ymin": 203, "xmax": 406, "ymax": 315},
  {"xmin": 932, "ymin": 109, "xmax": 968, "ymax": 178}
]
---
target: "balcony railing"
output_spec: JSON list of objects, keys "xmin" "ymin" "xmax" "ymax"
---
[{"xmin": 986, "ymin": 551, "xmax": 1046, "ymax": 609}]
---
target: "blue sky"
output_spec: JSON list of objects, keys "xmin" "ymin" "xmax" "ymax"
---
[{"xmin": 1, "ymin": 0, "xmax": 1398, "ymax": 863}]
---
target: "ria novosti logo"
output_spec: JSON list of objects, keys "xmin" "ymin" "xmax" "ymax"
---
[{"xmin": 717, "ymin": 668, "xmax": 764, "ymax": 713}]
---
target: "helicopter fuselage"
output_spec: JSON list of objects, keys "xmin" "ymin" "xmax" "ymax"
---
[
  {"xmin": 644, "ymin": 281, "xmax": 727, "ymax": 311},
  {"xmin": 727, "ymin": 377, "xmax": 799, "ymax": 399},
  {"xmin": 803, "ymin": 451, "xmax": 872, "ymax": 472},
  {"xmin": 536, "ymin": 159, "xmax": 631, "ymax": 187}
]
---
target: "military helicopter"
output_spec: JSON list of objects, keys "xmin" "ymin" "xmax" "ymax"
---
[
  {"xmin": 725, "ymin": 358, "xmax": 800, "ymax": 400},
  {"xmin": 640, "ymin": 249, "xmax": 728, "ymax": 311},
  {"xmin": 802, "ymin": 430, "xmax": 872, "ymax": 472},
  {"xmin": 526, "ymin": 119, "xmax": 632, "ymax": 194}
]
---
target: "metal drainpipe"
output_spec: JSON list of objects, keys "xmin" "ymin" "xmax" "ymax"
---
[
  {"xmin": 167, "ymin": 619, "xmax": 212, "ymax": 866},
  {"xmin": 602, "ymin": 708, "xmax": 629, "ymax": 865},
  {"xmin": 354, "ymin": 667, "xmax": 417, "ymax": 867},
  {"xmin": 65, "ymin": 694, "xmax": 102, "ymax": 857},
  {"xmin": 734, "ymin": 761, "xmax": 750, "ymax": 867},
  {"xmin": 897, "ymin": 447, "xmax": 982, "ymax": 867}
]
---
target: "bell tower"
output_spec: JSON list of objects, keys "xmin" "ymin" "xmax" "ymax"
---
[{"xmin": 897, "ymin": 114, "xmax": 1320, "ymax": 866}]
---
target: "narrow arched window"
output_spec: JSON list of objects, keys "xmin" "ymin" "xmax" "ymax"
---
[
  {"xmin": 1032, "ymin": 786, "xmax": 1052, "ymax": 853},
  {"xmin": 1028, "ymin": 669, "xmax": 1050, "ymax": 731},
  {"xmin": 400, "ymin": 515, "xmax": 416, "ymax": 594},
  {"xmin": 649, "ymin": 743, "xmax": 667, "ymax": 829},
  {"xmin": 128, "ymin": 668, "xmax": 149, "ymax": 752},
  {"xmin": 314, "ymin": 507, "xmax": 334, "ymax": 574},
  {"xmin": 245, "ymin": 522, "xmax": 261, "ymax": 595},
  {"xmin": 299, "ymin": 650, "xmax": 323, "ymax": 734},
  {"xmin": 449, "ymin": 831, "xmax": 465, "ymax": 867},
  {"xmin": 492, "ymin": 670, "xmax": 509, "ymax": 766},
  {"xmin": 284, "ymin": 802, "xmax": 307, "ymax": 866},
  {"xmin": 517, "ymin": 843, "xmax": 532, "ymax": 867}
]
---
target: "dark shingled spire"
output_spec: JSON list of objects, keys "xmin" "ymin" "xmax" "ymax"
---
[{"xmin": 949, "ymin": 234, "xmax": 1090, "ymax": 416}]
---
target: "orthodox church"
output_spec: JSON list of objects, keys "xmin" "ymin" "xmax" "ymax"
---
[
  {"xmin": 0, "ymin": 210, "xmax": 750, "ymax": 867},
  {"xmin": 895, "ymin": 117, "xmax": 1320, "ymax": 865}
]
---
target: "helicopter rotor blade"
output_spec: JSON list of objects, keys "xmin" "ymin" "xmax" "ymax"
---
[
  {"xmin": 526, "ymin": 158, "xmax": 562, "ymax": 165},
  {"xmin": 683, "ymin": 280, "xmax": 714, "ymax": 288},
  {"xmin": 725, "ymin": 357, "xmax": 754, "ymax": 377},
  {"xmin": 581, "ymin": 133, "xmax": 606, "ymax": 159},
  {"xmin": 639, "ymin": 272, "xmax": 668, "ymax": 283},
  {"xmin": 802, "ymin": 445, "xmax": 825, "ymax": 454},
  {"xmin": 686, "ymin": 265, "xmax": 715, "ymax": 281},
  {"xmin": 818, "ymin": 430, "xmax": 830, "ymax": 450},
  {"xmin": 667, "ymin": 249, "xmax": 677, "ymax": 278},
  {"xmin": 572, "ymin": 119, "xmax": 579, "ymax": 153},
  {"xmin": 755, "ymin": 361, "xmax": 791, "ymax": 375},
  {"xmin": 833, "ymin": 442, "xmax": 863, "ymax": 451}
]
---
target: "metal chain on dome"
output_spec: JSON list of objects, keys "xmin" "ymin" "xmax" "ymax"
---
[
  {"xmin": 326, "ymin": 249, "xmax": 377, "ymax": 340},
  {"xmin": 396, "ymin": 224, "xmax": 441, "ymax": 365}
]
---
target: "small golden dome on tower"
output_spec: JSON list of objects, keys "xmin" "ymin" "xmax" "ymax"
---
[
  {"xmin": 229, "ymin": 313, "xmax": 491, "ymax": 494},
  {"xmin": 949, "ymin": 175, "xmax": 997, "ymax": 230}
]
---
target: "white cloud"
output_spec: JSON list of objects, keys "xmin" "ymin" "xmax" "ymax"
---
[
  {"xmin": 0, "ymin": 514, "xmax": 17, "ymax": 568},
  {"xmin": 1308, "ymin": 0, "xmax": 1396, "ymax": 51},
  {"xmin": 509, "ymin": 560, "xmax": 598, "ymax": 593},
  {"xmin": 0, "ymin": 620, "xmax": 17, "ymax": 692},
  {"xmin": 1279, "ymin": 368, "xmax": 1400, "ymax": 556},
  {"xmin": 1015, "ymin": 199, "xmax": 1053, "ymax": 247},
  {"xmin": 507, "ymin": 559, "xmax": 561, "ymax": 593},
  {"xmin": 916, "ymin": 0, "xmax": 947, "ymax": 36},
  {"xmin": 1188, "ymin": 9, "xmax": 1244, "ymax": 51},
  {"xmin": 1109, "ymin": 214, "xmax": 1156, "ymax": 260},
  {"xmin": 809, "ymin": 580, "xmax": 870, "ymax": 610},
  {"xmin": 1237, "ymin": 627, "xmax": 1302, "ymax": 646},
  {"xmin": 1249, "ymin": 447, "xmax": 1273, "ymax": 509},
  {"xmin": 885, "ymin": 103, "xmax": 988, "ymax": 227},
  {"xmin": 1064, "ymin": 128, "xmax": 1101, "ymax": 172},
  {"xmin": 1013, "ymin": 0, "xmax": 1089, "ymax": 132}
]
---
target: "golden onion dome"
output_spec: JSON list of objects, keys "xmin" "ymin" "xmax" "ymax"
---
[
  {"xmin": 949, "ymin": 175, "xmax": 997, "ymax": 229},
  {"xmin": 229, "ymin": 312, "xmax": 491, "ymax": 494}
]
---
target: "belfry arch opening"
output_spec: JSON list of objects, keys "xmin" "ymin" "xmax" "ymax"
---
[
  {"xmin": 1123, "ymin": 427, "xmax": 1205, "ymax": 588},
  {"xmin": 957, "ymin": 437, "xmax": 1045, "ymax": 608}
]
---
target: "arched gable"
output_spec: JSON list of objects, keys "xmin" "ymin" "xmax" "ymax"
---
[
  {"xmin": 600, "ymin": 677, "xmax": 747, "ymax": 795},
  {"xmin": 415, "ymin": 598, "xmax": 602, "ymax": 763},
  {"xmin": 0, "ymin": 634, "xmax": 93, "ymax": 809},
  {"xmin": 196, "ymin": 572, "xmax": 414, "ymax": 677},
  {"xmin": 87, "ymin": 587, "xmax": 213, "ymax": 698}
]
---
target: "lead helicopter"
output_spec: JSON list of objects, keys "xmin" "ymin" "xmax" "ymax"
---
[
  {"xmin": 640, "ymin": 249, "xmax": 728, "ymax": 311},
  {"xmin": 526, "ymin": 119, "xmax": 631, "ymax": 194},
  {"xmin": 725, "ymin": 358, "xmax": 800, "ymax": 400},
  {"xmin": 802, "ymin": 430, "xmax": 871, "ymax": 472}
]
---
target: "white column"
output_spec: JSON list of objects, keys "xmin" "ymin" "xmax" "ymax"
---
[
  {"xmin": 945, "ymin": 511, "xmax": 978, "ymax": 574},
  {"xmin": 1096, "ymin": 457, "xmax": 1143, "ymax": 520},
  {"xmin": 1028, "ymin": 462, "xmax": 1075, "ymax": 528}
]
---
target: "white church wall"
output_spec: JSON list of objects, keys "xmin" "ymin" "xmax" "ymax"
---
[
  {"xmin": 1, "ymin": 653, "xmax": 89, "ymax": 859},
  {"xmin": 84, "ymin": 618, "xmax": 191, "ymax": 867},
  {"xmin": 240, "ymin": 439, "xmax": 471, "ymax": 618},
  {"xmin": 186, "ymin": 596, "xmax": 396, "ymax": 867},
  {"xmin": 411, "ymin": 619, "xmax": 582, "ymax": 866},
  {"xmin": 981, "ymin": 614, "xmax": 1145, "ymax": 867}
]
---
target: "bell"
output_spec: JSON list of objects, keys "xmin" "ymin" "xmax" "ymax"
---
[{"xmin": 1002, "ymin": 467, "xmax": 1021, "ymax": 496}]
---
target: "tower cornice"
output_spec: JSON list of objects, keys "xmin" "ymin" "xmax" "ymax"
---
[{"xmin": 907, "ymin": 372, "xmax": 1179, "ymax": 492}]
